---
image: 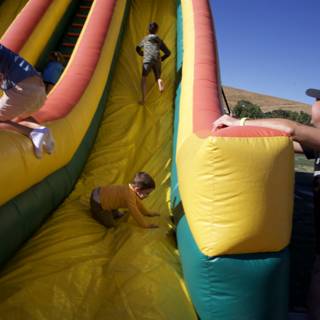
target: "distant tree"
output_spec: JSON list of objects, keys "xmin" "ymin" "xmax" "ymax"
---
[
  {"xmin": 232, "ymin": 100, "xmax": 311, "ymax": 125},
  {"xmin": 269, "ymin": 109, "xmax": 298, "ymax": 120},
  {"xmin": 232, "ymin": 100, "xmax": 264, "ymax": 119},
  {"xmin": 296, "ymin": 111, "xmax": 311, "ymax": 125}
]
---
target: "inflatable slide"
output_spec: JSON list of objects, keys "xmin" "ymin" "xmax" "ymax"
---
[
  {"xmin": 0, "ymin": 0, "xmax": 196, "ymax": 318},
  {"xmin": 0, "ymin": 0, "xmax": 29, "ymax": 37},
  {"xmin": 0, "ymin": 0, "xmax": 294, "ymax": 319},
  {"xmin": 171, "ymin": 1, "xmax": 294, "ymax": 319}
]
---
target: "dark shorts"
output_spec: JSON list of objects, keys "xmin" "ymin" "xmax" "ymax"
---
[
  {"xmin": 142, "ymin": 61, "xmax": 161, "ymax": 80},
  {"xmin": 313, "ymin": 176, "xmax": 320, "ymax": 253},
  {"xmin": 90, "ymin": 188, "xmax": 128, "ymax": 228}
]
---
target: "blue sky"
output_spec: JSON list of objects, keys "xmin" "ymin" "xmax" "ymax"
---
[{"xmin": 210, "ymin": 0, "xmax": 319, "ymax": 104}]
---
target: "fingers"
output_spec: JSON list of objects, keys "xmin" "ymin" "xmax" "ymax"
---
[{"xmin": 212, "ymin": 115, "xmax": 240, "ymax": 131}]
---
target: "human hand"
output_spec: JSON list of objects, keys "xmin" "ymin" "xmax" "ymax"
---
[{"xmin": 212, "ymin": 115, "xmax": 241, "ymax": 131}]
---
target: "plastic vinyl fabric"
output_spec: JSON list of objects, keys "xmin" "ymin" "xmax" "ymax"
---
[
  {"xmin": 177, "ymin": 215, "xmax": 289, "ymax": 320},
  {"xmin": 177, "ymin": 133, "xmax": 294, "ymax": 256},
  {"xmin": 0, "ymin": 0, "xmax": 121, "ymax": 266},
  {"xmin": 0, "ymin": 0, "xmax": 120, "ymax": 206},
  {"xmin": 176, "ymin": 0, "xmax": 294, "ymax": 257},
  {"xmin": 0, "ymin": 1, "xmax": 197, "ymax": 319},
  {"xmin": 0, "ymin": 0, "xmax": 30, "ymax": 38},
  {"xmin": 19, "ymin": 0, "xmax": 71, "ymax": 64},
  {"xmin": 1, "ymin": 0, "xmax": 53, "ymax": 52}
]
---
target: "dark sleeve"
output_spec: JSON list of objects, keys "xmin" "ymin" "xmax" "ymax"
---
[
  {"xmin": 302, "ymin": 144, "xmax": 316, "ymax": 160},
  {"xmin": 160, "ymin": 40, "xmax": 171, "ymax": 61},
  {"xmin": 136, "ymin": 46, "xmax": 143, "ymax": 56},
  {"xmin": 136, "ymin": 38, "xmax": 144, "ymax": 56}
]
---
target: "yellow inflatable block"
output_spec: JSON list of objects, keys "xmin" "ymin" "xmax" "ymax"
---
[{"xmin": 178, "ymin": 133, "xmax": 294, "ymax": 257}]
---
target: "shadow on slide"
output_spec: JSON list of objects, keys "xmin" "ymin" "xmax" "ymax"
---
[{"xmin": 0, "ymin": 1, "xmax": 197, "ymax": 319}]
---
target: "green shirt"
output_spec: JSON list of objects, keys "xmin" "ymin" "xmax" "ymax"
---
[{"xmin": 137, "ymin": 34, "xmax": 171, "ymax": 64}]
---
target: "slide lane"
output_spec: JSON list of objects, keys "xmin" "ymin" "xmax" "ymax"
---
[
  {"xmin": 0, "ymin": 0, "xmax": 29, "ymax": 37},
  {"xmin": 0, "ymin": 0, "xmax": 121, "ymax": 268},
  {"xmin": 0, "ymin": 1, "xmax": 197, "ymax": 319}
]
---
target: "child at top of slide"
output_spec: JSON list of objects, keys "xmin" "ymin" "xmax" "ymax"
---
[{"xmin": 136, "ymin": 22, "xmax": 171, "ymax": 105}]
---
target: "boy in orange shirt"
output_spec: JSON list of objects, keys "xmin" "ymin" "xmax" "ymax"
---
[{"xmin": 90, "ymin": 172, "xmax": 160, "ymax": 228}]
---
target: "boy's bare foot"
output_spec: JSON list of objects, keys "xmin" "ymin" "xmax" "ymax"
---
[{"xmin": 158, "ymin": 79, "xmax": 164, "ymax": 92}]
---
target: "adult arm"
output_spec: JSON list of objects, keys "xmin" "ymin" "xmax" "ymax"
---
[
  {"xmin": 293, "ymin": 141, "xmax": 304, "ymax": 153},
  {"xmin": 213, "ymin": 115, "xmax": 320, "ymax": 151}
]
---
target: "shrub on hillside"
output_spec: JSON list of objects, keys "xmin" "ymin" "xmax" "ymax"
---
[
  {"xmin": 233, "ymin": 100, "xmax": 264, "ymax": 119},
  {"xmin": 232, "ymin": 100, "xmax": 311, "ymax": 125}
]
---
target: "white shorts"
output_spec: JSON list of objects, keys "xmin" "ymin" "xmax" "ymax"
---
[{"xmin": 0, "ymin": 76, "xmax": 46, "ymax": 121}]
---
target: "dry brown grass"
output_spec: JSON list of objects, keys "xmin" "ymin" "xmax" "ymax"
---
[{"xmin": 223, "ymin": 86, "xmax": 311, "ymax": 114}]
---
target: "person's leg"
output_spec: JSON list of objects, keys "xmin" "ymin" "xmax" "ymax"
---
[
  {"xmin": 0, "ymin": 120, "xmax": 32, "ymax": 135},
  {"xmin": 139, "ymin": 63, "xmax": 152, "ymax": 104},
  {"xmin": 153, "ymin": 61, "xmax": 164, "ymax": 93},
  {"xmin": 8, "ymin": 76, "xmax": 54, "ymax": 156},
  {"xmin": 90, "ymin": 190, "xmax": 115, "ymax": 228},
  {"xmin": 308, "ymin": 176, "xmax": 320, "ymax": 320},
  {"xmin": 0, "ymin": 120, "xmax": 49, "ymax": 158},
  {"xmin": 111, "ymin": 209, "xmax": 124, "ymax": 219},
  {"xmin": 157, "ymin": 78, "xmax": 164, "ymax": 92},
  {"xmin": 15, "ymin": 116, "xmax": 40, "ymax": 124},
  {"xmin": 9, "ymin": 107, "xmax": 54, "ymax": 157},
  {"xmin": 111, "ymin": 209, "xmax": 129, "ymax": 226},
  {"xmin": 13, "ymin": 119, "xmax": 55, "ymax": 156},
  {"xmin": 0, "ymin": 88, "xmax": 47, "ymax": 158},
  {"xmin": 140, "ymin": 76, "xmax": 147, "ymax": 105}
]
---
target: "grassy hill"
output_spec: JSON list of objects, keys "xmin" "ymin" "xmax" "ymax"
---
[
  {"xmin": 222, "ymin": 86, "xmax": 313, "ymax": 172},
  {"xmin": 223, "ymin": 86, "xmax": 310, "ymax": 114}
]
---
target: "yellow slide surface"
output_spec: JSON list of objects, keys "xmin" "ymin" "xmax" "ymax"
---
[
  {"xmin": 0, "ymin": 0, "xmax": 28, "ymax": 37},
  {"xmin": 0, "ymin": 1, "xmax": 197, "ymax": 319}
]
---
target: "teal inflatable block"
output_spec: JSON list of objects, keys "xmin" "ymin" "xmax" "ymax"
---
[
  {"xmin": 177, "ymin": 215, "xmax": 290, "ymax": 320},
  {"xmin": 170, "ymin": 0, "xmax": 183, "ymax": 210},
  {"xmin": 171, "ymin": 82, "xmax": 181, "ymax": 209}
]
